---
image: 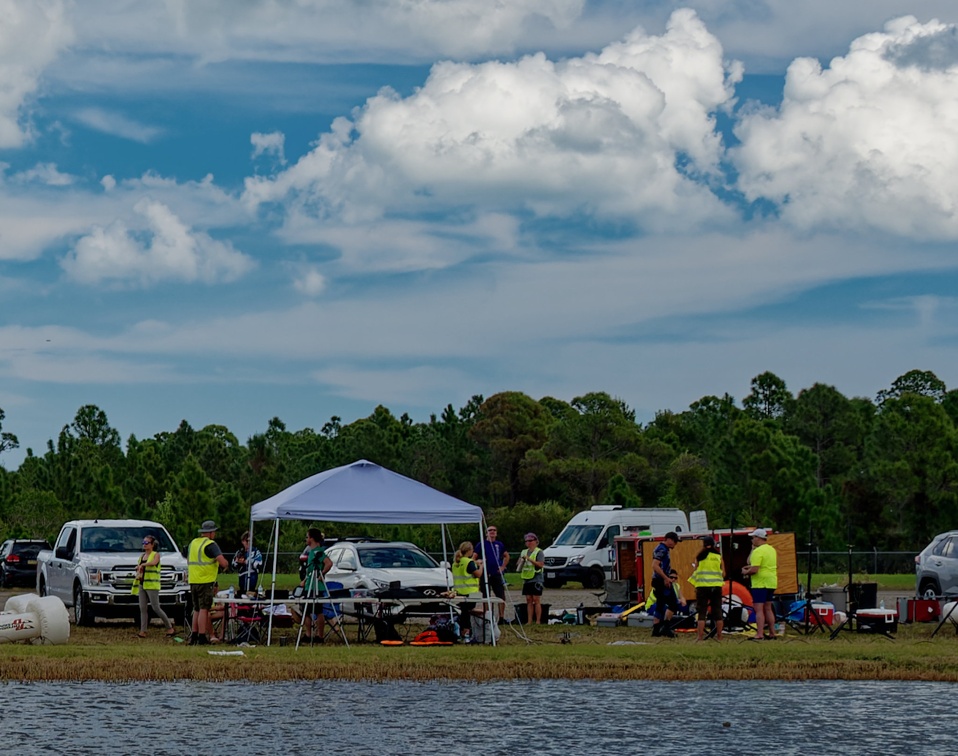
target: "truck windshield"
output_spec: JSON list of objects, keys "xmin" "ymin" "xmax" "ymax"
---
[
  {"xmin": 553, "ymin": 525, "xmax": 603, "ymax": 547},
  {"xmin": 80, "ymin": 527, "xmax": 177, "ymax": 553}
]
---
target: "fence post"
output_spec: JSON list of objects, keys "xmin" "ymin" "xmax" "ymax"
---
[{"xmin": 873, "ymin": 547, "xmax": 878, "ymax": 575}]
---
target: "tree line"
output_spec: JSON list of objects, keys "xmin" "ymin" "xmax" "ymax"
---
[{"xmin": 0, "ymin": 368, "xmax": 954, "ymax": 555}]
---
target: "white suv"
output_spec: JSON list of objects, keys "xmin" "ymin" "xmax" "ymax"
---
[
  {"xmin": 322, "ymin": 540, "xmax": 453, "ymax": 596},
  {"xmin": 916, "ymin": 530, "xmax": 958, "ymax": 598}
]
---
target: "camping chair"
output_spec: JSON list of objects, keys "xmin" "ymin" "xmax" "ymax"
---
[
  {"xmin": 230, "ymin": 602, "xmax": 265, "ymax": 645},
  {"xmin": 595, "ymin": 579, "xmax": 632, "ymax": 609}
]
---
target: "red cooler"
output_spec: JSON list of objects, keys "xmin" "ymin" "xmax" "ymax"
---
[{"xmin": 896, "ymin": 597, "xmax": 940, "ymax": 623}]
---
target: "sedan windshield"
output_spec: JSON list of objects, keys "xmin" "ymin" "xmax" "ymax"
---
[{"xmin": 358, "ymin": 547, "xmax": 438, "ymax": 569}]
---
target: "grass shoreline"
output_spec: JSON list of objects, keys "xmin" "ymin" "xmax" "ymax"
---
[{"xmin": 3, "ymin": 621, "xmax": 957, "ymax": 684}]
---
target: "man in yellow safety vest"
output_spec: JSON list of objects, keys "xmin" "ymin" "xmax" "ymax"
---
[{"xmin": 188, "ymin": 520, "xmax": 230, "ymax": 645}]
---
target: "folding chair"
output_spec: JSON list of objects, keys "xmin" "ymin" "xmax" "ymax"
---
[{"xmin": 595, "ymin": 579, "xmax": 632, "ymax": 609}]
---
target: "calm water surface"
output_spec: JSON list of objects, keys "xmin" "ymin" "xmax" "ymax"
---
[{"xmin": 0, "ymin": 679, "xmax": 950, "ymax": 755}]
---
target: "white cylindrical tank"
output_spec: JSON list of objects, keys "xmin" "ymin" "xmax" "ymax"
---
[{"xmin": 0, "ymin": 593, "xmax": 70, "ymax": 645}]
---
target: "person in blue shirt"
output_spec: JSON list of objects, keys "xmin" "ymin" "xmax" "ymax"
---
[
  {"xmin": 232, "ymin": 531, "xmax": 264, "ymax": 595},
  {"xmin": 475, "ymin": 525, "xmax": 510, "ymax": 621},
  {"xmin": 651, "ymin": 532, "xmax": 680, "ymax": 638}
]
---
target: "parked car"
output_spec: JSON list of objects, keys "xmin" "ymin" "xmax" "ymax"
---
[
  {"xmin": 915, "ymin": 530, "xmax": 958, "ymax": 598},
  {"xmin": 322, "ymin": 540, "xmax": 453, "ymax": 595},
  {"xmin": 0, "ymin": 539, "xmax": 53, "ymax": 588}
]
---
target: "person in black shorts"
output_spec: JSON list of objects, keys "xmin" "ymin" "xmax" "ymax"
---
[{"xmin": 476, "ymin": 525, "xmax": 510, "ymax": 620}]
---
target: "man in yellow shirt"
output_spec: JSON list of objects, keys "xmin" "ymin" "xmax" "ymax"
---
[{"xmin": 741, "ymin": 528, "xmax": 778, "ymax": 641}]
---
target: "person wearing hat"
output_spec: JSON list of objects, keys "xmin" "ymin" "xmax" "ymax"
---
[
  {"xmin": 690, "ymin": 535, "xmax": 725, "ymax": 641},
  {"xmin": 650, "ymin": 531, "xmax": 680, "ymax": 638},
  {"xmin": 742, "ymin": 528, "xmax": 778, "ymax": 640},
  {"xmin": 187, "ymin": 520, "xmax": 230, "ymax": 646},
  {"xmin": 516, "ymin": 533, "xmax": 545, "ymax": 624}
]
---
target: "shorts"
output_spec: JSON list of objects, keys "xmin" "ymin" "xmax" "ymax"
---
[
  {"xmin": 695, "ymin": 586, "xmax": 723, "ymax": 621},
  {"xmin": 482, "ymin": 574, "xmax": 506, "ymax": 601},
  {"xmin": 751, "ymin": 587, "xmax": 775, "ymax": 604},
  {"xmin": 190, "ymin": 582, "xmax": 216, "ymax": 612},
  {"xmin": 522, "ymin": 581, "xmax": 543, "ymax": 597}
]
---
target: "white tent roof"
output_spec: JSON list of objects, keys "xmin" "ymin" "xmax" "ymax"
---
[{"xmin": 250, "ymin": 459, "xmax": 483, "ymax": 524}]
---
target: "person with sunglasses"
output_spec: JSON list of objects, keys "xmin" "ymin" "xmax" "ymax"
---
[
  {"xmin": 475, "ymin": 525, "xmax": 510, "ymax": 621},
  {"xmin": 517, "ymin": 533, "xmax": 545, "ymax": 624},
  {"xmin": 133, "ymin": 535, "xmax": 176, "ymax": 639}
]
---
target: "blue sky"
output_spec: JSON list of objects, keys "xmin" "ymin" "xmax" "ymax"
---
[{"xmin": 1, "ymin": 1, "xmax": 957, "ymax": 466}]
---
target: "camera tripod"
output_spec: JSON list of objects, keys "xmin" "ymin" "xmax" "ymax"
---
[{"xmin": 790, "ymin": 527, "xmax": 826, "ymax": 635}]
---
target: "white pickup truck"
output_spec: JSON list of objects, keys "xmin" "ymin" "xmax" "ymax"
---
[{"xmin": 36, "ymin": 519, "xmax": 191, "ymax": 626}]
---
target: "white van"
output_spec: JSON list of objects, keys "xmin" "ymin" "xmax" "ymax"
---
[{"xmin": 542, "ymin": 505, "xmax": 708, "ymax": 588}]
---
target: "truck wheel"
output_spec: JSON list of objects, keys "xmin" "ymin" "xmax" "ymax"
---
[
  {"xmin": 584, "ymin": 568, "xmax": 605, "ymax": 590},
  {"xmin": 0, "ymin": 567, "xmax": 9, "ymax": 588},
  {"xmin": 38, "ymin": 577, "xmax": 48, "ymax": 597},
  {"xmin": 73, "ymin": 584, "xmax": 94, "ymax": 626}
]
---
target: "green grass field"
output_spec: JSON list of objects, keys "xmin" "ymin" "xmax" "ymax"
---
[{"xmin": 7, "ymin": 611, "xmax": 957, "ymax": 683}]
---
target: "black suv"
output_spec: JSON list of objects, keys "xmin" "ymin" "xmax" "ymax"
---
[{"xmin": 0, "ymin": 539, "xmax": 52, "ymax": 588}]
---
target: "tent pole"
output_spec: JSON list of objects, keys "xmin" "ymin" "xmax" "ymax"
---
[
  {"xmin": 480, "ymin": 516, "xmax": 497, "ymax": 647},
  {"xmin": 265, "ymin": 518, "xmax": 281, "ymax": 646}
]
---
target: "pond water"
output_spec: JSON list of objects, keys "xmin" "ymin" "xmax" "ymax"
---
[{"xmin": 0, "ymin": 678, "xmax": 949, "ymax": 754}]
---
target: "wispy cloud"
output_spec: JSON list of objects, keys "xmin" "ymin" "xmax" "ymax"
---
[{"xmin": 73, "ymin": 107, "xmax": 164, "ymax": 143}]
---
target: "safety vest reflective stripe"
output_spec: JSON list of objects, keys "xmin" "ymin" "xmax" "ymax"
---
[
  {"xmin": 520, "ymin": 548, "xmax": 542, "ymax": 580},
  {"xmin": 139, "ymin": 554, "xmax": 162, "ymax": 590},
  {"xmin": 691, "ymin": 552, "xmax": 723, "ymax": 587},
  {"xmin": 188, "ymin": 537, "xmax": 218, "ymax": 584},
  {"xmin": 452, "ymin": 557, "xmax": 479, "ymax": 595}
]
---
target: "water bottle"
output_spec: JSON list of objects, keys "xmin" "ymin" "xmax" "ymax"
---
[
  {"xmin": 879, "ymin": 598, "xmax": 885, "ymax": 610},
  {"xmin": 228, "ymin": 585, "xmax": 235, "ymax": 599},
  {"xmin": 576, "ymin": 603, "xmax": 585, "ymax": 626}
]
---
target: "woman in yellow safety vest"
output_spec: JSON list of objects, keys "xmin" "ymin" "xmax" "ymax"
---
[
  {"xmin": 452, "ymin": 542, "xmax": 483, "ymax": 641},
  {"xmin": 690, "ymin": 535, "xmax": 725, "ymax": 641},
  {"xmin": 133, "ymin": 535, "xmax": 176, "ymax": 639},
  {"xmin": 517, "ymin": 533, "xmax": 545, "ymax": 625}
]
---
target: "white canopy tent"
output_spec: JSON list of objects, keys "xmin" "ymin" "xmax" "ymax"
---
[{"xmin": 248, "ymin": 459, "xmax": 494, "ymax": 644}]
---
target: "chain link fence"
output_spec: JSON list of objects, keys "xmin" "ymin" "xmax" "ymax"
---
[{"xmin": 796, "ymin": 549, "xmax": 916, "ymax": 576}]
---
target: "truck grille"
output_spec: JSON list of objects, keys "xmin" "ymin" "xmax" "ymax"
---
[
  {"xmin": 544, "ymin": 556, "xmax": 566, "ymax": 568},
  {"xmin": 106, "ymin": 565, "xmax": 180, "ymax": 591}
]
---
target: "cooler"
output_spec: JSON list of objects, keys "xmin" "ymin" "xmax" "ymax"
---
[
  {"xmin": 856, "ymin": 608, "xmax": 898, "ymax": 634},
  {"xmin": 896, "ymin": 597, "xmax": 940, "ymax": 623},
  {"xmin": 787, "ymin": 600, "xmax": 833, "ymax": 626},
  {"xmin": 809, "ymin": 601, "xmax": 834, "ymax": 626}
]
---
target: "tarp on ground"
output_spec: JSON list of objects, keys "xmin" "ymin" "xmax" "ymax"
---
[{"xmin": 249, "ymin": 459, "xmax": 483, "ymax": 524}]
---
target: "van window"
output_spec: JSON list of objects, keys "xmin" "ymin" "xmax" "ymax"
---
[
  {"xmin": 597, "ymin": 526, "xmax": 621, "ymax": 549},
  {"xmin": 554, "ymin": 525, "xmax": 603, "ymax": 547}
]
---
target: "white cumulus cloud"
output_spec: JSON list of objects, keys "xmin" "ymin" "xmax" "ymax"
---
[
  {"xmin": 62, "ymin": 199, "xmax": 255, "ymax": 286},
  {"xmin": 243, "ymin": 9, "xmax": 741, "ymax": 270},
  {"xmin": 292, "ymin": 265, "xmax": 326, "ymax": 297},
  {"xmin": 733, "ymin": 15, "xmax": 958, "ymax": 239},
  {"xmin": 12, "ymin": 162, "xmax": 75, "ymax": 186},
  {"xmin": 251, "ymin": 131, "xmax": 286, "ymax": 164}
]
